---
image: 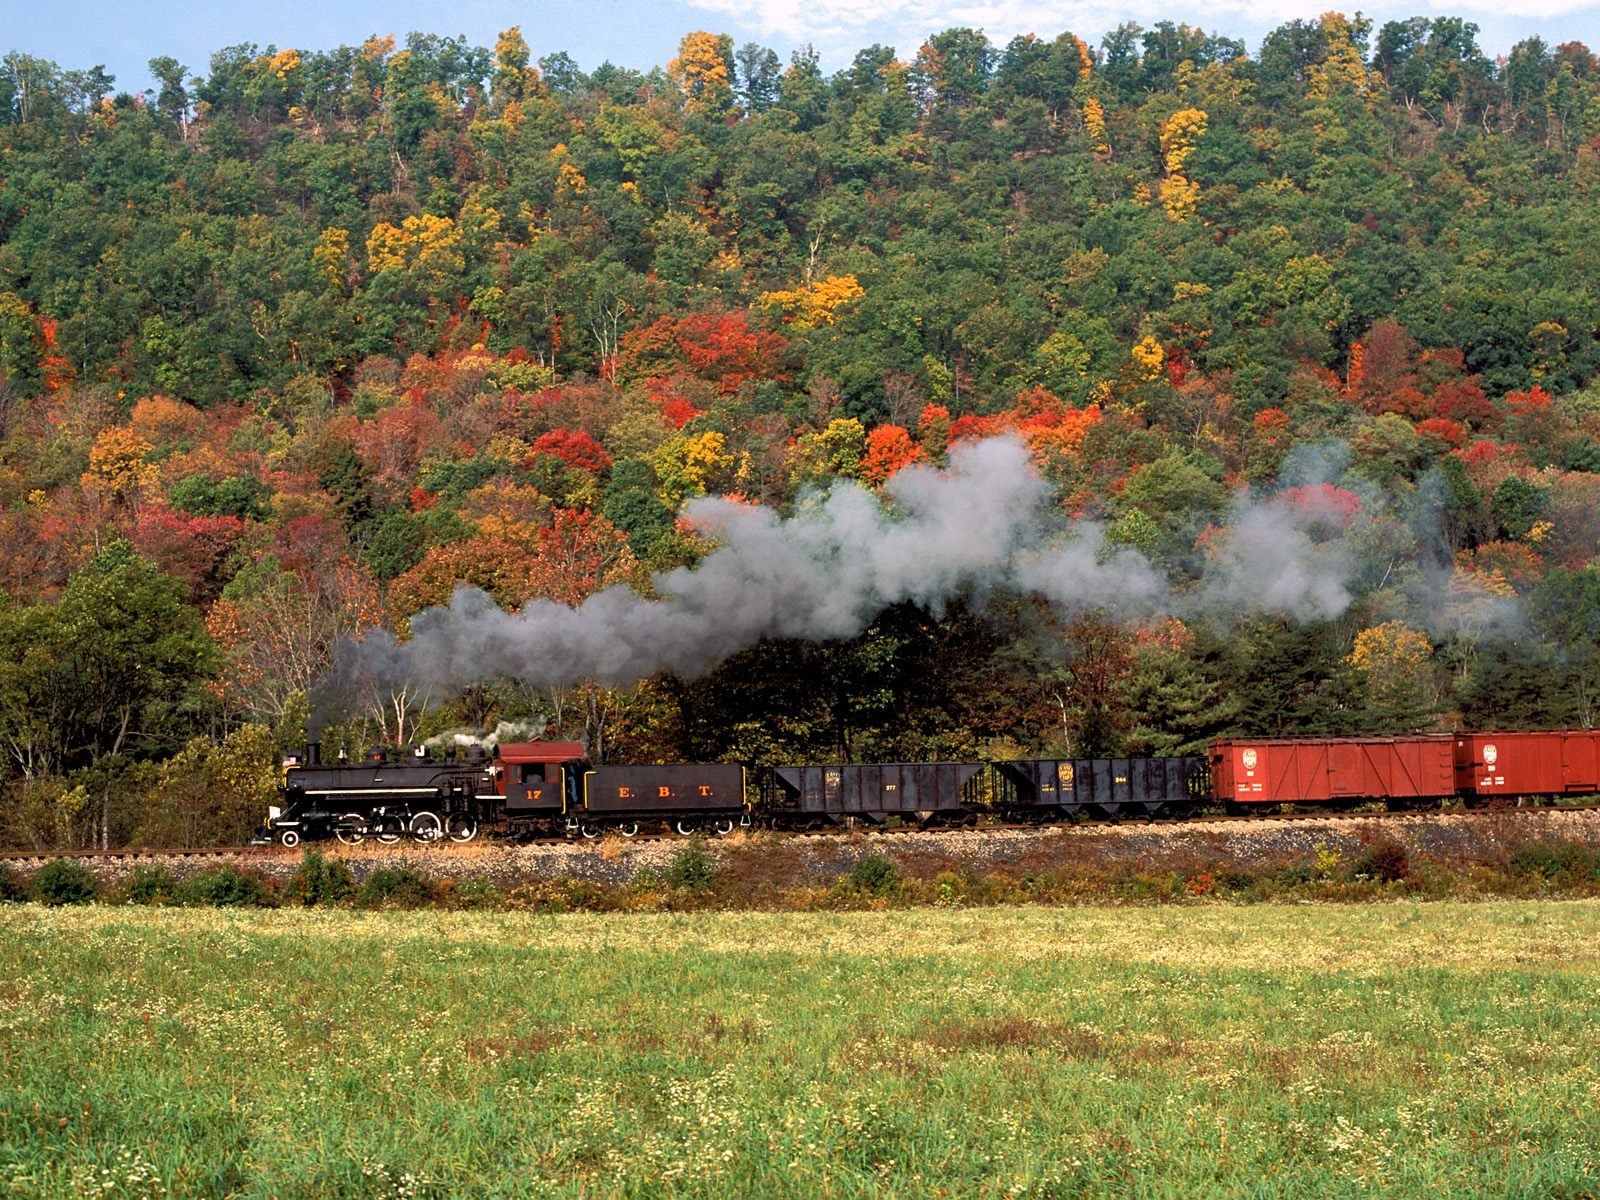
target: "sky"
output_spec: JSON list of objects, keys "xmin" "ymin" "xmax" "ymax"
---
[{"xmin": 6, "ymin": 0, "xmax": 1600, "ymax": 95}]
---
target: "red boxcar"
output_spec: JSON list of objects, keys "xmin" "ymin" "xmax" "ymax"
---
[
  {"xmin": 1455, "ymin": 731, "xmax": 1600, "ymax": 799},
  {"xmin": 1211, "ymin": 737, "xmax": 1456, "ymax": 806}
]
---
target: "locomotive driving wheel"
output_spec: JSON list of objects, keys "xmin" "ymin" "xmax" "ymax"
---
[
  {"xmin": 372, "ymin": 812, "xmax": 403, "ymax": 844},
  {"xmin": 278, "ymin": 828, "xmax": 301, "ymax": 848},
  {"xmin": 335, "ymin": 813, "xmax": 365, "ymax": 845},
  {"xmin": 445, "ymin": 812, "xmax": 478, "ymax": 843},
  {"xmin": 579, "ymin": 822, "xmax": 603, "ymax": 839},
  {"xmin": 410, "ymin": 811, "xmax": 443, "ymax": 843}
]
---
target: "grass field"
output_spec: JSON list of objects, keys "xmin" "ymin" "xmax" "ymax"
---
[{"xmin": 3, "ymin": 902, "xmax": 1598, "ymax": 1198}]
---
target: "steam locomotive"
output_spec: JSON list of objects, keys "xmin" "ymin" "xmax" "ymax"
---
[{"xmin": 261, "ymin": 730, "xmax": 1600, "ymax": 846}]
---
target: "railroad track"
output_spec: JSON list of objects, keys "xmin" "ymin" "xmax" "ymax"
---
[{"xmin": 5, "ymin": 800, "xmax": 1599, "ymax": 864}]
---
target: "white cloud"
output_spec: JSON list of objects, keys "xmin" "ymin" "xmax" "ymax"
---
[{"xmin": 682, "ymin": 0, "xmax": 1600, "ymax": 59}]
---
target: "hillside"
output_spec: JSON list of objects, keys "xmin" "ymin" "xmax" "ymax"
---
[{"xmin": 1, "ymin": 18, "xmax": 1599, "ymax": 847}]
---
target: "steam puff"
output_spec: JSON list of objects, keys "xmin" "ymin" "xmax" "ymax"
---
[
  {"xmin": 335, "ymin": 436, "xmax": 1058, "ymax": 697},
  {"xmin": 325, "ymin": 434, "xmax": 1511, "ymax": 706}
]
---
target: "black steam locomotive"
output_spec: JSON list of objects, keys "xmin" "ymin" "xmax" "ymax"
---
[{"xmin": 263, "ymin": 740, "xmax": 1207, "ymax": 845}]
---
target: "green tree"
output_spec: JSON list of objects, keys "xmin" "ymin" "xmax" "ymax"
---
[{"xmin": 0, "ymin": 544, "xmax": 216, "ymax": 848}]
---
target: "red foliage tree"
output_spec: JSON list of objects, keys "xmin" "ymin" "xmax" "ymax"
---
[
  {"xmin": 531, "ymin": 429, "xmax": 612, "ymax": 474},
  {"xmin": 860, "ymin": 425, "xmax": 924, "ymax": 485},
  {"xmin": 616, "ymin": 311, "xmax": 789, "ymax": 395},
  {"xmin": 129, "ymin": 506, "xmax": 246, "ymax": 604}
]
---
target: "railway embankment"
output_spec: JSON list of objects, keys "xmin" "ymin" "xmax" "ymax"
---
[{"xmin": 7, "ymin": 804, "xmax": 1599, "ymax": 895}]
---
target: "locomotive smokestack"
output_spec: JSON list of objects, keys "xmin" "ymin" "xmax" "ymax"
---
[{"xmin": 306, "ymin": 742, "xmax": 321, "ymax": 766}]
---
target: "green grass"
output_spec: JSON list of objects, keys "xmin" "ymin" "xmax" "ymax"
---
[{"xmin": 2, "ymin": 902, "xmax": 1598, "ymax": 1197}]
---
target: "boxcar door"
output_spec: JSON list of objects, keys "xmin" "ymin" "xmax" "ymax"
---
[
  {"xmin": 1562, "ymin": 735, "xmax": 1597, "ymax": 791},
  {"xmin": 1328, "ymin": 743, "xmax": 1368, "ymax": 797}
]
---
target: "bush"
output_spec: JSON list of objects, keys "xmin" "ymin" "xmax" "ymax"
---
[
  {"xmin": 285, "ymin": 849, "xmax": 353, "ymax": 906},
  {"xmin": 1507, "ymin": 840, "xmax": 1599, "ymax": 880},
  {"xmin": 665, "ymin": 842, "xmax": 718, "ymax": 891},
  {"xmin": 179, "ymin": 865, "xmax": 274, "ymax": 907},
  {"xmin": 0, "ymin": 863, "xmax": 30, "ymax": 902},
  {"xmin": 33, "ymin": 860, "xmax": 98, "ymax": 905},
  {"xmin": 1352, "ymin": 836, "xmax": 1411, "ymax": 883},
  {"xmin": 123, "ymin": 865, "xmax": 179, "ymax": 904},
  {"xmin": 847, "ymin": 853, "xmax": 901, "ymax": 896},
  {"xmin": 441, "ymin": 877, "xmax": 505, "ymax": 910},
  {"xmin": 356, "ymin": 865, "xmax": 434, "ymax": 909}
]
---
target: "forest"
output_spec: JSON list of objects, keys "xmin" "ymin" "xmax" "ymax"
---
[{"xmin": 1, "ymin": 14, "xmax": 1599, "ymax": 847}]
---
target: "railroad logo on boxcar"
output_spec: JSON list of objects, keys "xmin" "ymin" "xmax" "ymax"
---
[
  {"xmin": 1484, "ymin": 744, "xmax": 1498, "ymax": 766},
  {"xmin": 1056, "ymin": 763, "xmax": 1074, "ymax": 788},
  {"xmin": 1242, "ymin": 749, "xmax": 1258, "ymax": 770}
]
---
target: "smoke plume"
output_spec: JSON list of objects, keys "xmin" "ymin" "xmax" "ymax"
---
[{"xmin": 322, "ymin": 434, "xmax": 1512, "ymax": 709}]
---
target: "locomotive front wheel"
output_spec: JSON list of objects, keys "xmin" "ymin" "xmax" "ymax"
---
[
  {"xmin": 279, "ymin": 828, "xmax": 301, "ymax": 848},
  {"xmin": 445, "ymin": 813, "xmax": 478, "ymax": 843},
  {"xmin": 580, "ymin": 823, "xmax": 603, "ymax": 839},
  {"xmin": 674, "ymin": 820, "xmax": 698, "ymax": 836},
  {"xmin": 335, "ymin": 813, "xmax": 365, "ymax": 845},
  {"xmin": 617, "ymin": 822, "xmax": 639, "ymax": 838},
  {"xmin": 410, "ymin": 812, "xmax": 443, "ymax": 843},
  {"xmin": 710, "ymin": 818, "xmax": 735, "ymax": 836}
]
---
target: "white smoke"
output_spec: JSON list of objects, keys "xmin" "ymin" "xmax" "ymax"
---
[{"xmin": 325, "ymin": 434, "xmax": 1504, "ymax": 705}]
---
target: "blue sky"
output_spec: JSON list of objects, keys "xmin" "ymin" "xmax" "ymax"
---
[{"xmin": 9, "ymin": 0, "xmax": 1600, "ymax": 94}]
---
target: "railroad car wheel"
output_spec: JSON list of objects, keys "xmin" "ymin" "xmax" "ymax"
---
[
  {"xmin": 580, "ymin": 822, "xmax": 603, "ymax": 839},
  {"xmin": 410, "ymin": 812, "xmax": 443, "ymax": 843},
  {"xmin": 372, "ymin": 813, "xmax": 403, "ymax": 844},
  {"xmin": 674, "ymin": 820, "xmax": 699, "ymax": 836},
  {"xmin": 617, "ymin": 823, "xmax": 640, "ymax": 838},
  {"xmin": 335, "ymin": 813, "xmax": 365, "ymax": 845},
  {"xmin": 445, "ymin": 813, "xmax": 478, "ymax": 843},
  {"xmin": 279, "ymin": 828, "xmax": 301, "ymax": 848},
  {"xmin": 710, "ymin": 818, "xmax": 735, "ymax": 836}
]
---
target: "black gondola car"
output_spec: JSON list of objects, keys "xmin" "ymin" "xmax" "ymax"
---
[
  {"xmin": 268, "ymin": 743, "xmax": 494, "ymax": 846},
  {"xmin": 995, "ymin": 756, "xmax": 1208, "ymax": 820},
  {"xmin": 770, "ymin": 762, "xmax": 987, "ymax": 826}
]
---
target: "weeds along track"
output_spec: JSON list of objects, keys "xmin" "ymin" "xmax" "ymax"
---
[{"xmin": 6, "ymin": 800, "xmax": 1600, "ymax": 866}]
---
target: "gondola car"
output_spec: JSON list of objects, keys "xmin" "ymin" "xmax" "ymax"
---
[
  {"xmin": 994, "ymin": 755, "xmax": 1208, "ymax": 821},
  {"xmin": 768, "ymin": 762, "xmax": 988, "ymax": 827}
]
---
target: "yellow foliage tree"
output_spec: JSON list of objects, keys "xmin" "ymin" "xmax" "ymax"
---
[
  {"xmin": 492, "ymin": 26, "xmax": 537, "ymax": 105},
  {"xmin": 1082, "ymin": 97, "xmax": 1109, "ymax": 154},
  {"xmin": 365, "ymin": 214, "xmax": 463, "ymax": 286},
  {"xmin": 1158, "ymin": 108, "xmax": 1208, "ymax": 222},
  {"xmin": 312, "ymin": 227, "xmax": 350, "ymax": 290},
  {"xmin": 758, "ymin": 275, "xmax": 865, "ymax": 327},
  {"xmin": 1129, "ymin": 335, "xmax": 1165, "ymax": 382},
  {"xmin": 1346, "ymin": 621, "xmax": 1435, "ymax": 730},
  {"xmin": 1308, "ymin": 13, "xmax": 1373, "ymax": 100},
  {"xmin": 654, "ymin": 430, "xmax": 739, "ymax": 507},
  {"xmin": 670, "ymin": 32, "xmax": 735, "ymax": 117},
  {"xmin": 83, "ymin": 427, "xmax": 158, "ymax": 496}
]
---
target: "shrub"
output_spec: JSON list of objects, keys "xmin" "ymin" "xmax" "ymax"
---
[
  {"xmin": 441, "ymin": 877, "xmax": 506, "ymax": 910},
  {"xmin": 1507, "ymin": 840, "xmax": 1599, "ymax": 880},
  {"xmin": 285, "ymin": 849, "xmax": 353, "ymax": 906},
  {"xmin": 665, "ymin": 842, "xmax": 718, "ymax": 891},
  {"xmin": 0, "ymin": 863, "xmax": 30, "ymax": 902},
  {"xmin": 1351, "ymin": 836, "xmax": 1411, "ymax": 882},
  {"xmin": 179, "ymin": 865, "xmax": 274, "ymax": 907},
  {"xmin": 33, "ymin": 860, "xmax": 98, "ymax": 905},
  {"xmin": 123, "ymin": 865, "xmax": 179, "ymax": 904},
  {"xmin": 356, "ymin": 865, "xmax": 434, "ymax": 909},
  {"xmin": 847, "ymin": 853, "xmax": 901, "ymax": 896}
]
